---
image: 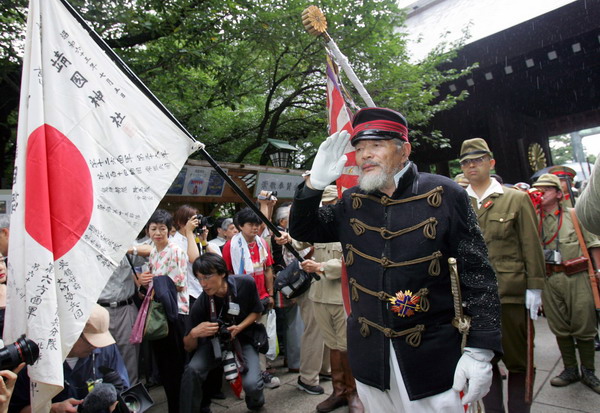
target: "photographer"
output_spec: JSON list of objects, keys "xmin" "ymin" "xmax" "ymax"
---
[
  {"xmin": 180, "ymin": 253, "xmax": 265, "ymax": 413},
  {"xmin": 9, "ymin": 305, "xmax": 129, "ymax": 413}
]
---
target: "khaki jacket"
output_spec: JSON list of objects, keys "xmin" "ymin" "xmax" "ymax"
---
[
  {"xmin": 293, "ymin": 241, "xmax": 343, "ymax": 305},
  {"xmin": 470, "ymin": 188, "xmax": 545, "ymax": 304},
  {"xmin": 576, "ymin": 155, "xmax": 600, "ymax": 236}
]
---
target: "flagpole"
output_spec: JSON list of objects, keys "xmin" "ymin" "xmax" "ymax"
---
[
  {"xmin": 302, "ymin": 5, "xmax": 375, "ymax": 108},
  {"xmin": 57, "ymin": 0, "xmax": 307, "ymax": 263}
]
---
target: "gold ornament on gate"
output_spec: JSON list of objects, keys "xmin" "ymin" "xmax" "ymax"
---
[{"xmin": 302, "ymin": 5, "xmax": 328, "ymax": 37}]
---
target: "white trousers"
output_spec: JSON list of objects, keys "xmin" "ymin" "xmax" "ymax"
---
[{"xmin": 356, "ymin": 342, "xmax": 464, "ymax": 412}]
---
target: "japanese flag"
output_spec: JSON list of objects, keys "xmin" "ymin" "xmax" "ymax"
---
[{"xmin": 6, "ymin": 0, "xmax": 199, "ymax": 409}]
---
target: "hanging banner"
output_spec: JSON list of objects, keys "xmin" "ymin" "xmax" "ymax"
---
[{"xmin": 7, "ymin": 0, "xmax": 198, "ymax": 408}]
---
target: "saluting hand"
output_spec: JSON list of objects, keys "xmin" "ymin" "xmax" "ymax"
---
[{"xmin": 309, "ymin": 131, "xmax": 349, "ymax": 190}]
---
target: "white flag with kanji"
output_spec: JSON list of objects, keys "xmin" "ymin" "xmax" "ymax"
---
[{"xmin": 6, "ymin": 0, "xmax": 199, "ymax": 409}]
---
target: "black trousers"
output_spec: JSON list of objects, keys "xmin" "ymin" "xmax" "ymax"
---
[{"xmin": 150, "ymin": 314, "xmax": 187, "ymax": 413}]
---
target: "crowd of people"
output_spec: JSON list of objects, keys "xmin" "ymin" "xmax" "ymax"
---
[{"xmin": 0, "ymin": 106, "xmax": 599, "ymax": 413}]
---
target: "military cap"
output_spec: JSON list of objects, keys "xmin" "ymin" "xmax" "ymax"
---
[
  {"xmin": 350, "ymin": 107, "xmax": 408, "ymax": 146},
  {"xmin": 548, "ymin": 165, "xmax": 576, "ymax": 180},
  {"xmin": 533, "ymin": 173, "xmax": 562, "ymax": 190},
  {"xmin": 459, "ymin": 138, "xmax": 492, "ymax": 161},
  {"xmin": 321, "ymin": 185, "xmax": 339, "ymax": 203}
]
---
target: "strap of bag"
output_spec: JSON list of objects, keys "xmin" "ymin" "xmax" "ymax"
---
[{"xmin": 569, "ymin": 209, "xmax": 600, "ymax": 309}]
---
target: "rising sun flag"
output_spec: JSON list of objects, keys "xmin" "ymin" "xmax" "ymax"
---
[{"xmin": 6, "ymin": 0, "xmax": 200, "ymax": 409}]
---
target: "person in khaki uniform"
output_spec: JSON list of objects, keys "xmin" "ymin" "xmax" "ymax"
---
[
  {"xmin": 460, "ymin": 138, "xmax": 545, "ymax": 413},
  {"xmin": 576, "ymin": 154, "xmax": 600, "ymax": 236},
  {"xmin": 294, "ymin": 186, "xmax": 364, "ymax": 413},
  {"xmin": 533, "ymin": 173, "xmax": 600, "ymax": 393}
]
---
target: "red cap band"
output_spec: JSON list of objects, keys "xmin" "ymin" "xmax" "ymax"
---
[{"xmin": 351, "ymin": 119, "xmax": 409, "ymax": 142}]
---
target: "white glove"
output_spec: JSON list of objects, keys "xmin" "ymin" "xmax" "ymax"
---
[
  {"xmin": 309, "ymin": 131, "xmax": 350, "ymax": 190},
  {"xmin": 525, "ymin": 289, "xmax": 542, "ymax": 320},
  {"xmin": 452, "ymin": 347, "xmax": 494, "ymax": 405}
]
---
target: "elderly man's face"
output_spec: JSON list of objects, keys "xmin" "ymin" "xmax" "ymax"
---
[{"xmin": 355, "ymin": 139, "xmax": 410, "ymax": 192}]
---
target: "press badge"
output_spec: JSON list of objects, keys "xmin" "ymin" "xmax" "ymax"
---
[{"xmin": 228, "ymin": 302, "xmax": 240, "ymax": 316}]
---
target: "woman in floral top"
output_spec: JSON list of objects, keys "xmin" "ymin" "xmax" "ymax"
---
[{"xmin": 143, "ymin": 209, "xmax": 189, "ymax": 413}]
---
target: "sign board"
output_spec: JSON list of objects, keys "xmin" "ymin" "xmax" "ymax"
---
[
  {"xmin": 254, "ymin": 172, "xmax": 303, "ymax": 199},
  {"xmin": 167, "ymin": 166, "xmax": 228, "ymax": 197}
]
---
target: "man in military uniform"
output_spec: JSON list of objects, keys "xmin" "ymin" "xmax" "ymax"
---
[
  {"xmin": 289, "ymin": 108, "xmax": 502, "ymax": 411},
  {"xmin": 290, "ymin": 185, "xmax": 364, "ymax": 412},
  {"xmin": 548, "ymin": 166, "xmax": 578, "ymax": 208},
  {"xmin": 533, "ymin": 173, "xmax": 600, "ymax": 394},
  {"xmin": 459, "ymin": 138, "xmax": 545, "ymax": 413}
]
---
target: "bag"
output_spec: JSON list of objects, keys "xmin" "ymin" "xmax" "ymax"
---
[
  {"xmin": 248, "ymin": 323, "xmax": 269, "ymax": 354},
  {"xmin": 130, "ymin": 286, "xmax": 152, "ymax": 344},
  {"xmin": 265, "ymin": 309, "xmax": 279, "ymax": 361},
  {"xmin": 274, "ymin": 260, "xmax": 313, "ymax": 299},
  {"xmin": 563, "ymin": 256, "xmax": 589, "ymax": 275},
  {"xmin": 144, "ymin": 290, "xmax": 169, "ymax": 341}
]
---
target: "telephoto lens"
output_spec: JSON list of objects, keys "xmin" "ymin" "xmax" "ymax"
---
[
  {"xmin": 0, "ymin": 335, "xmax": 40, "ymax": 370},
  {"xmin": 222, "ymin": 350, "xmax": 238, "ymax": 382}
]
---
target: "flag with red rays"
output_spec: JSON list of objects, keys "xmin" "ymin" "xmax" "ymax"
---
[{"xmin": 325, "ymin": 53, "xmax": 358, "ymax": 314}]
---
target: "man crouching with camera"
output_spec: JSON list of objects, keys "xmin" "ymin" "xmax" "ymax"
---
[{"xmin": 180, "ymin": 253, "xmax": 266, "ymax": 413}]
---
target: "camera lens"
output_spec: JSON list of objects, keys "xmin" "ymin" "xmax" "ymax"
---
[
  {"xmin": 222, "ymin": 350, "xmax": 238, "ymax": 382},
  {"xmin": 0, "ymin": 335, "xmax": 40, "ymax": 370},
  {"xmin": 123, "ymin": 394, "xmax": 141, "ymax": 412}
]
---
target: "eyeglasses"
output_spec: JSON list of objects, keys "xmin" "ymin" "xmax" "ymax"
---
[
  {"xmin": 197, "ymin": 272, "xmax": 219, "ymax": 282},
  {"xmin": 460, "ymin": 156, "xmax": 488, "ymax": 167}
]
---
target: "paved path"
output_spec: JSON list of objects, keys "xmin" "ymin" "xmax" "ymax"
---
[{"xmin": 146, "ymin": 316, "xmax": 600, "ymax": 412}]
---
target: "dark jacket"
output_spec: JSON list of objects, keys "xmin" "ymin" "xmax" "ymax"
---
[
  {"xmin": 289, "ymin": 162, "xmax": 501, "ymax": 400},
  {"xmin": 153, "ymin": 275, "xmax": 178, "ymax": 322}
]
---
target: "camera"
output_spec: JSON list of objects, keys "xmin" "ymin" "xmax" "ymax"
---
[
  {"xmin": 194, "ymin": 214, "xmax": 214, "ymax": 234},
  {"xmin": 0, "ymin": 335, "xmax": 40, "ymax": 370},
  {"xmin": 116, "ymin": 383, "xmax": 154, "ymax": 413},
  {"xmin": 257, "ymin": 191, "xmax": 277, "ymax": 201},
  {"xmin": 209, "ymin": 319, "xmax": 239, "ymax": 382},
  {"xmin": 544, "ymin": 249, "xmax": 562, "ymax": 265}
]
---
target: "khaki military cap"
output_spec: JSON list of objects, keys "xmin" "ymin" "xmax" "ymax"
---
[
  {"xmin": 548, "ymin": 165, "xmax": 576, "ymax": 180},
  {"xmin": 459, "ymin": 138, "xmax": 492, "ymax": 161},
  {"xmin": 533, "ymin": 173, "xmax": 562, "ymax": 190}
]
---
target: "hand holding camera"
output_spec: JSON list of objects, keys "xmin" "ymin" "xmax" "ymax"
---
[
  {"xmin": 193, "ymin": 321, "xmax": 220, "ymax": 339},
  {"xmin": 257, "ymin": 190, "xmax": 277, "ymax": 202}
]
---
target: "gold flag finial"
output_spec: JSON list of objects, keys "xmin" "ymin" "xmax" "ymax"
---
[{"xmin": 302, "ymin": 5, "xmax": 328, "ymax": 37}]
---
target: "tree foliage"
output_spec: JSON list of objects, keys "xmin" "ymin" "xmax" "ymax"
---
[{"xmin": 0, "ymin": 0, "xmax": 472, "ymax": 185}]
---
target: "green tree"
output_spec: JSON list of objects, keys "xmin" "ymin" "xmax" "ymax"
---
[{"xmin": 0, "ymin": 0, "xmax": 472, "ymax": 186}]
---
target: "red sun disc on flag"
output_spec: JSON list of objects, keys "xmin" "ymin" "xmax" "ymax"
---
[{"xmin": 25, "ymin": 124, "xmax": 93, "ymax": 260}]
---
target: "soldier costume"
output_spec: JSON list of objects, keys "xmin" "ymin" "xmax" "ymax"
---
[
  {"xmin": 289, "ymin": 108, "xmax": 502, "ymax": 409},
  {"xmin": 460, "ymin": 138, "xmax": 545, "ymax": 413},
  {"xmin": 533, "ymin": 173, "xmax": 600, "ymax": 393}
]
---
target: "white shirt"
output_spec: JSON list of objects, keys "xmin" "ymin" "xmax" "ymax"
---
[
  {"xmin": 207, "ymin": 236, "xmax": 226, "ymax": 257},
  {"xmin": 170, "ymin": 231, "xmax": 202, "ymax": 299},
  {"xmin": 466, "ymin": 178, "xmax": 504, "ymax": 209}
]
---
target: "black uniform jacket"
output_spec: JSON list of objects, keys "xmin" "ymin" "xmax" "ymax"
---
[{"xmin": 289, "ymin": 163, "xmax": 502, "ymax": 400}]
